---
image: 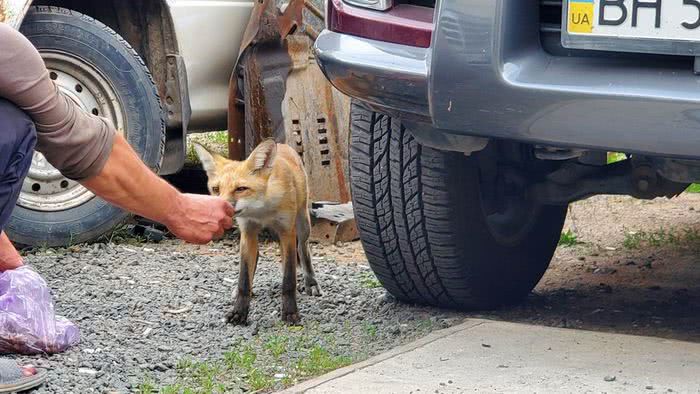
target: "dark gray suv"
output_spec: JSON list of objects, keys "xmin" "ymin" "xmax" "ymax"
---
[{"xmin": 315, "ymin": 0, "xmax": 700, "ymax": 310}]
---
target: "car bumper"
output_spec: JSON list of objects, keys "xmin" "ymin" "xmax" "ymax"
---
[
  {"xmin": 314, "ymin": 30, "xmax": 431, "ymax": 119},
  {"xmin": 316, "ymin": 1, "xmax": 700, "ymax": 159}
]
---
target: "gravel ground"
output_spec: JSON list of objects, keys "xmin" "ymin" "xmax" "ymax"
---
[
  {"xmin": 8, "ymin": 193, "xmax": 700, "ymax": 392},
  {"xmin": 9, "ymin": 235, "xmax": 463, "ymax": 393}
]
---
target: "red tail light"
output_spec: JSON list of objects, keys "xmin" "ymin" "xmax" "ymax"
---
[{"xmin": 327, "ymin": 0, "xmax": 434, "ymax": 48}]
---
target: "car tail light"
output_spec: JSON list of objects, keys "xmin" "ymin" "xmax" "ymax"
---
[
  {"xmin": 328, "ymin": 0, "xmax": 434, "ymax": 48},
  {"xmin": 343, "ymin": 0, "xmax": 393, "ymax": 11}
]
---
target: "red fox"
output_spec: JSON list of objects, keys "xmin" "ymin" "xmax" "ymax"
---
[{"xmin": 194, "ymin": 139, "xmax": 320, "ymax": 325}]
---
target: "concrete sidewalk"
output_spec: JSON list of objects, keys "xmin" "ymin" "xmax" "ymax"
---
[{"xmin": 283, "ymin": 319, "xmax": 700, "ymax": 393}]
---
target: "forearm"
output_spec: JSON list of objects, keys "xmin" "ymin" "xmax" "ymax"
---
[
  {"xmin": 80, "ymin": 135, "xmax": 234, "ymax": 244},
  {"xmin": 81, "ymin": 134, "xmax": 181, "ymax": 226}
]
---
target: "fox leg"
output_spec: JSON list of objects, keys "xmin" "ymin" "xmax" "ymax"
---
[
  {"xmin": 226, "ymin": 226, "xmax": 259, "ymax": 325},
  {"xmin": 296, "ymin": 209, "xmax": 321, "ymax": 296},
  {"xmin": 279, "ymin": 228, "xmax": 300, "ymax": 324}
]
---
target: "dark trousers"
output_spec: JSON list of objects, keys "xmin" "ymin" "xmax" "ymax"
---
[{"xmin": 0, "ymin": 99, "xmax": 36, "ymax": 232}]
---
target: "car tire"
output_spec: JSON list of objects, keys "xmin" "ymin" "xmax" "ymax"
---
[
  {"xmin": 350, "ymin": 101, "xmax": 568, "ymax": 309},
  {"xmin": 7, "ymin": 6, "xmax": 165, "ymax": 247}
]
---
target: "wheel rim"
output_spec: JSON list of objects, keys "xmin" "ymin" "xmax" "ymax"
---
[{"xmin": 18, "ymin": 50, "xmax": 125, "ymax": 212}]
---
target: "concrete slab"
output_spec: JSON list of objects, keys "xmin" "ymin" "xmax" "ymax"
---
[{"xmin": 282, "ymin": 319, "xmax": 700, "ymax": 393}]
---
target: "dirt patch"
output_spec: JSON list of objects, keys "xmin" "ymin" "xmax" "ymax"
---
[{"xmin": 476, "ymin": 194, "xmax": 700, "ymax": 343}]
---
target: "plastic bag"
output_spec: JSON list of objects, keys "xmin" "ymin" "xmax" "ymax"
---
[{"xmin": 0, "ymin": 266, "xmax": 79, "ymax": 354}]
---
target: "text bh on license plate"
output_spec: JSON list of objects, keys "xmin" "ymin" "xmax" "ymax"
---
[{"xmin": 568, "ymin": 0, "xmax": 700, "ymax": 40}]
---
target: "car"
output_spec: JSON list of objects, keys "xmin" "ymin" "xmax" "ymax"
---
[
  {"xmin": 314, "ymin": 0, "xmax": 700, "ymax": 310},
  {"xmin": 1, "ymin": 0, "xmax": 253, "ymax": 246}
]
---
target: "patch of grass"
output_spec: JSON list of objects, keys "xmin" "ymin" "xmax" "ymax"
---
[
  {"xmin": 358, "ymin": 271, "xmax": 382, "ymax": 289},
  {"xmin": 686, "ymin": 184, "xmax": 700, "ymax": 193},
  {"xmin": 558, "ymin": 230, "xmax": 581, "ymax": 247},
  {"xmin": 623, "ymin": 227, "xmax": 700, "ymax": 249},
  {"xmin": 186, "ymin": 131, "xmax": 229, "ymax": 164},
  {"xmin": 264, "ymin": 334, "xmax": 290, "ymax": 359},
  {"xmin": 415, "ymin": 318, "xmax": 435, "ymax": 331},
  {"xmin": 97, "ymin": 224, "xmax": 146, "ymax": 245},
  {"xmin": 248, "ymin": 368, "xmax": 275, "ymax": 391},
  {"xmin": 138, "ymin": 376, "xmax": 157, "ymax": 394},
  {"xmin": 623, "ymin": 231, "xmax": 644, "ymax": 249},
  {"xmin": 362, "ymin": 322, "xmax": 378, "ymax": 339},
  {"xmin": 294, "ymin": 345, "xmax": 353, "ymax": 378},
  {"xmin": 224, "ymin": 343, "xmax": 257, "ymax": 370},
  {"xmin": 159, "ymin": 386, "xmax": 184, "ymax": 394},
  {"xmin": 607, "ymin": 152, "xmax": 627, "ymax": 164},
  {"xmin": 141, "ymin": 327, "xmax": 357, "ymax": 392}
]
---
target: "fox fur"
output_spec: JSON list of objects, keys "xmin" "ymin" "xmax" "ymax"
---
[{"xmin": 194, "ymin": 139, "xmax": 320, "ymax": 325}]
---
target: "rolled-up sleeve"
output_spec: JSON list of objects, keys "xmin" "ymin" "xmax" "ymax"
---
[{"xmin": 0, "ymin": 23, "xmax": 115, "ymax": 180}]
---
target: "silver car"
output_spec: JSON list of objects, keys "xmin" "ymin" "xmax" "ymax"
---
[
  {"xmin": 1, "ymin": 0, "xmax": 252, "ymax": 246},
  {"xmin": 316, "ymin": 0, "xmax": 700, "ymax": 310}
]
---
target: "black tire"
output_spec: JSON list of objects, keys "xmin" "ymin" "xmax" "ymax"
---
[
  {"xmin": 7, "ymin": 6, "xmax": 165, "ymax": 247},
  {"xmin": 350, "ymin": 102, "xmax": 567, "ymax": 309}
]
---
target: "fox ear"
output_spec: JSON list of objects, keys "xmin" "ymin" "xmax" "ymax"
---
[
  {"xmin": 193, "ymin": 143, "xmax": 226, "ymax": 176},
  {"xmin": 249, "ymin": 139, "xmax": 277, "ymax": 171}
]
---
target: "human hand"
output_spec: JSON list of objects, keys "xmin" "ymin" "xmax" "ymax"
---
[
  {"xmin": 0, "ymin": 232, "xmax": 23, "ymax": 272},
  {"xmin": 164, "ymin": 193, "xmax": 235, "ymax": 244}
]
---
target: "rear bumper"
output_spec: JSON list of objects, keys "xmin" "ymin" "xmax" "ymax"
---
[{"xmin": 316, "ymin": 0, "xmax": 700, "ymax": 159}]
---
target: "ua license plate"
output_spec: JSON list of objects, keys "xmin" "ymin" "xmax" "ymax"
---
[{"xmin": 562, "ymin": 0, "xmax": 700, "ymax": 55}]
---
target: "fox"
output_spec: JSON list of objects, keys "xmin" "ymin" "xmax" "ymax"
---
[{"xmin": 194, "ymin": 139, "xmax": 321, "ymax": 325}]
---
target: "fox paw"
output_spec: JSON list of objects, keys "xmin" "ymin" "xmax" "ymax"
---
[
  {"xmin": 281, "ymin": 296, "xmax": 300, "ymax": 325},
  {"xmin": 282, "ymin": 310, "xmax": 301, "ymax": 325},
  {"xmin": 225, "ymin": 303, "xmax": 249, "ymax": 326},
  {"xmin": 299, "ymin": 278, "xmax": 322, "ymax": 297}
]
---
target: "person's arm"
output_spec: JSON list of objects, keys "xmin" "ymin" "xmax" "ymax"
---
[
  {"xmin": 1, "ymin": 23, "xmax": 233, "ymax": 244},
  {"xmin": 82, "ymin": 135, "xmax": 234, "ymax": 244},
  {"xmin": 0, "ymin": 23, "xmax": 112, "ymax": 180}
]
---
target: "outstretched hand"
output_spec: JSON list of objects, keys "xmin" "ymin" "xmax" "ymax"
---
[
  {"xmin": 164, "ymin": 193, "xmax": 235, "ymax": 244},
  {"xmin": 0, "ymin": 232, "xmax": 23, "ymax": 272}
]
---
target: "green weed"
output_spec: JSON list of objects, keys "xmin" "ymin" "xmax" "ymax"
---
[
  {"xmin": 686, "ymin": 184, "xmax": 700, "ymax": 193},
  {"xmin": 224, "ymin": 343, "xmax": 257, "ymax": 370},
  {"xmin": 359, "ymin": 271, "xmax": 382, "ymax": 289},
  {"xmin": 97, "ymin": 224, "xmax": 146, "ymax": 245},
  {"xmin": 363, "ymin": 322, "xmax": 378, "ymax": 339},
  {"xmin": 623, "ymin": 228, "xmax": 700, "ymax": 249},
  {"xmin": 264, "ymin": 334, "xmax": 290, "ymax": 359},
  {"xmin": 295, "ymin": 345, "xmax": 352, "ymax": 377},
  {"xmin": 186, "ymin": 131, "xmax": 228, "ymax": 164},
  {"xmin": 137, "ymin": 376, "xmax": 156, "ymax": 394},
  {"xmin": 559, "ymin": 230, "xmax": 581, "ymax": 247},
  {"xmin": 248, "ymin": 368, "xmax": 275, "ymax": 391}
]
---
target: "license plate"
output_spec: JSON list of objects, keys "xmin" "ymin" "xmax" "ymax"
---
[{"xmin": 562, "ymin": 0, "xmax": 700, "ymax": 55}]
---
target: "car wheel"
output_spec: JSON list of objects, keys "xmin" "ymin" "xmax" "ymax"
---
[
  {"xmin": 7, "ymin": 6, "xmax": 165, "ymax": 247},
  {"xmin": 350, "ymin": 101, "xmax": 568, "ymax": 309}
]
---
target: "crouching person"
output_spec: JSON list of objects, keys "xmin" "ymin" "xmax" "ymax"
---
[{"xmin": 0, "ymin": 23, "xmax": 234, "ymax": 391}]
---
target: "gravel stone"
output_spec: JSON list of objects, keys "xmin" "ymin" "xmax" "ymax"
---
[{"xmin": 11, "ymin": 239, "xmax": 464, "ymax": 392}]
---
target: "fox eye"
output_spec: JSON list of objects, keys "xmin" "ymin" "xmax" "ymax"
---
[
  {"xmin": 211, "ymin": 186, "xmax": 220, "ymax": 195},
  {"xmin": 235, "ymin": 186, "xmax": 249, "ymax": 193}
]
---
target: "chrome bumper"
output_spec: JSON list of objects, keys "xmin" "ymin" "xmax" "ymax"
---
[{"xmin": 313, "ymin": 30, "xmax": 430, "ymax": 118}]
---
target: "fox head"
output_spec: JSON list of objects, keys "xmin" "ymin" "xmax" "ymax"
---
[{"xmin": 194, "ymin": 139, "xmax": 278, "ymax": 217}]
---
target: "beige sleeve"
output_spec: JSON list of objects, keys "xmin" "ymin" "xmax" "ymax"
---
[{"xmin": 0, "ymin": 23, "xmax": 115, "ymax": 180}]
